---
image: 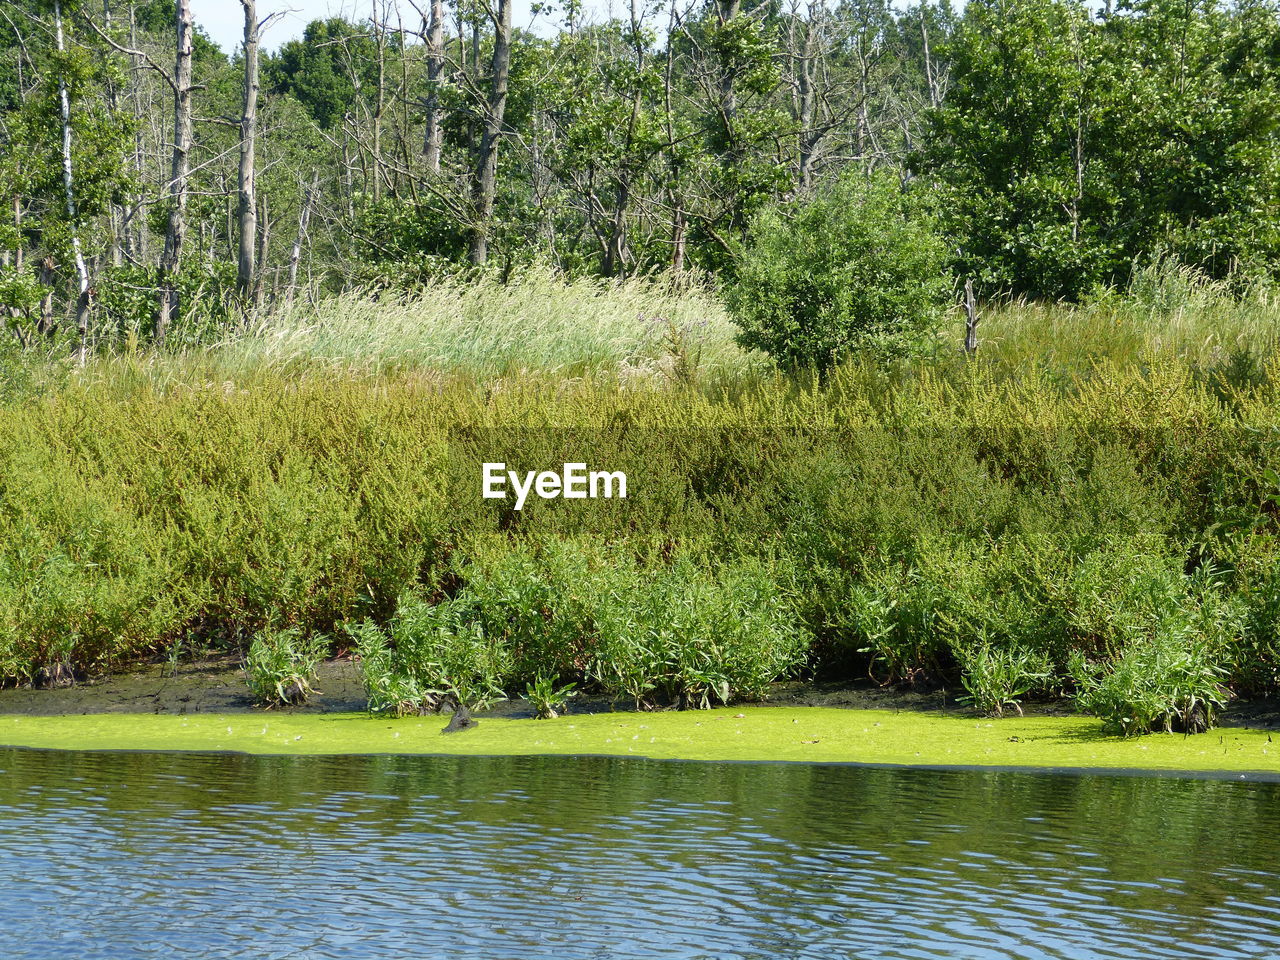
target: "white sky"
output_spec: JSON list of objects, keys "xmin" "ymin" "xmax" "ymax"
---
[{"xmin": 191, "ymin": 0, "xmax": 625, "ymax": 53}]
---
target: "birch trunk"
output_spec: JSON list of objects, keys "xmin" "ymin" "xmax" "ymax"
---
[
  {"xmin": 236, "ymin": 0, "xmax": 259, "ymax": 301},
  {"xmin": 285, "ymin": 177, "xmax": 317, "ymax": 309},
  {"xmin": 157, "ymin": 0, "xmax": 194, "ymax": 345},
  {"xmin": 53, "ymin": 0, "xmax": 92, "ymax": 357}
]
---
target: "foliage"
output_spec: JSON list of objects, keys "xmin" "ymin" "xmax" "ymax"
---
[
  {"xmin": 955, "ymin": 642, "xmax": 1053, "ymax": 717},
  {"xmin": 353, "ymin": 594, "xmax": 510, "ymax": 714},
  {"xmin": 727, "ymin": 173, "xmax": 951, "ymax": 368},
  {"xmin": 917, "ymin": 0, "xmax": 1280, "ymax": 298},
  {"xmin": 0, "ymin": 300, "xmax": 1277, "ymax": 738},
  {"xmin": 524, "ymin": 674, "xmax": 577, "ymax": 719},
  {"xmin": 243, "ymin": 626, "xmax": 327, "ymax": 707},
  {"xmin": 1070, "ymin": 637, "xmax": 1230, "ymax": 737}
]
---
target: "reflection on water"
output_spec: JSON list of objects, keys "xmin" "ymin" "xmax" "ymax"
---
[{"xmin": 0, "ymin": 749, "xmax": 1277, "ymax": 959}]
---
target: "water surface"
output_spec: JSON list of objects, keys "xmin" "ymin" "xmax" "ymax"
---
[{"xmin": 1, "ymin": 750, "xmax": 1277, "ymax": 959}]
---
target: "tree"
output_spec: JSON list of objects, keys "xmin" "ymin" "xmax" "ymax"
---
[
  {"xmin": 468, "ymin": 0, "xmax": 513, "ymax": 265},
  {"xmin": 156, "ymin": 0, "xmax": 194, "ymax": 344},
  {"xmin": 236, "ymin": 0, "xmax": 259, "ymax": 302},
  {"xmin": 727, "ymin": 172, "xmax": 950, "ymax": 368}
]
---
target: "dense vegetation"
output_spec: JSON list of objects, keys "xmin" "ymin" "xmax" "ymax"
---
[
  {"xmin": 0, "ymin": 266, "xmax": 1277, "ymax": 735},
  {"xmin": 3, "ymin": 1, "xmax": 1280, "ymax": 737}
]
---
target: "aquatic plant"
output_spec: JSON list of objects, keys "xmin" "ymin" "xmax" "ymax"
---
[{"xmin": 953, "ymin": 641, "xmax": 1053, "ymax": 718}]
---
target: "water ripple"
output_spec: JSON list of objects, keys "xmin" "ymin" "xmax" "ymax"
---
[{"xmin": 0, "ymin": 750, "xmax": 1277, "ymax": 959}]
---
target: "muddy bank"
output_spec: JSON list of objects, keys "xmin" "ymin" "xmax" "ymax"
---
[
  {"xmin": 1, "ymin": 657, "xmax": 1277, "ymax": 731},
  {"xmin": 0, "ymin": 657, "xmax": 953, "ymax": 719}
]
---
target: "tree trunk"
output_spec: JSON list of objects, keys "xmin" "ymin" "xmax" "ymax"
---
[
  {"xmin": 285, "ymin": 177, "xmax": 317, "ymax": 309},
  {"xmin": 468, "ymin": 0, "xmax": 512, "ymax": 266},
  {"xmin": 253, "ymin": 193, "xmax": 271, "ymax": 308},
  {"xmin": 422, "ymin": 0, "xmax": 445, "ymax": 174},
  {"xmin": 795, "ymin": 12, "xmax": 816, "ymax": 190},
  {"xmin": 236, "ymin": 0, "xmax": 259, "ymax": 302},
  {"xmin": 157, "ymin": 0, "xmax": 194, "ymax": 345},
  {"xmin": 371, "ymin": 0, "xmax": 387, "ymax": 200},
  {"xmin": 38, "ymin": 257, "xmax": 56, "ymax": 337},
  {"xmin": 53, "ymin": 0, "xmax": 93, "ymax": 359},
  {"xmin": 124, "ymin": 1, "xmax": 147, "ymax": 263},
  {"xmin": 716, "ymin": 0, "xmax": 741, "ymax": 151},
  {"xmin": 964, "ymin": 279, "xmax": 979, "ymax": 354}
]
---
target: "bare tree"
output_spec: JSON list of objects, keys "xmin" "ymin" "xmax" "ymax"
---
[
  {"xmin": 468, "ymin": 0, "xmax": 512, "ymax": 265},
  {"xmin": 285, "ymin": 175, "xmax": 318, "ymax": 309},
  {"xmin": 421, "ymin": 0, "xmax": 445, "ymax": 175},
  {"xmin": 236, "ymin": 0, "xmax": 260, "ymax": 302},
  {"xmin": 156, "ymin": 0, "xmax": 194, "ymax": 345}
]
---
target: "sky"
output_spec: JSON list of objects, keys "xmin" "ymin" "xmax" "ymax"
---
[{"xmin": 190, "ymin": 0, "xmax": 623, "ymax": 53}]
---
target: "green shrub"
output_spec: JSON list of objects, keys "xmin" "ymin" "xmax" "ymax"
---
[
  {"xmin": 1070, "ymin": 634, "xmax": 1230, "ymax": 737},
  {"xmin": 589, "ymin": 555, "xmax": 808, "ymax": 709},
  {"xmin": 954, "ymin": 641, "xmax": 1053, "ymax": 717},
  {"xmin": 353, "ymin": 593, "xmax": 511, "ymax": 714},
  {"xmin": 727, "ymin": 172, "xmax": 950, "ymax": 369},
  {"xmin": 243, "ymin": 627, "xmax": 328, "ymax": 707}
]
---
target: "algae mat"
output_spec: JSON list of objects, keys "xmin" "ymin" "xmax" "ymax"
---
[{"xmin": 2, "ymin": 707, "xmax": 1279, "ymax": 774}]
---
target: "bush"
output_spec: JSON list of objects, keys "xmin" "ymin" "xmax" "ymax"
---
[
  {"xmin": 1070, "ymin": 636, "xmax": 1230, "ymax": 737},
  {"xmin": 588, "ymin": 555, "xmax": 809, "ymax": 709},
  {"xmin": 353, "ymin": 593, "xmax": 511, "ymax": 715},
  {"xmin": 726, "ymin": 172, "xmax": 950, "ymax": 369},
  {"xmin": 954, "ymin": 641, "xmax": 1053, "ymax": 717},
  {"xmin": 243, "ymin": 627, "xmax": 328, "ymax": 707}
]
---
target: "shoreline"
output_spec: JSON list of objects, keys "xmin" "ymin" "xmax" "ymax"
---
[{"xmin": 2, "ymin": 706, "xmax": 1278, "ymax": 777}]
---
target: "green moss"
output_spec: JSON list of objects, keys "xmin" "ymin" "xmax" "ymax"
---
[{"xmin": 2, "ymin": 707, "xmax": 1277, "ymax": 773}]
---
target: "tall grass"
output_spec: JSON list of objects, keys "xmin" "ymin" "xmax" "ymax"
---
[
  {"xmin": 962, "ymin": 259, "xmax": 1280, "ymax": 373},
  {"xmin": 209, "ymin": 267, "xmax": 759, "ymax": 382},
  {"xmin": 47, "ymin": 258, "xmax": 1277, "ymax": 400}
]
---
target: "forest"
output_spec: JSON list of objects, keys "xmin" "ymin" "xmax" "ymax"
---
[
  {"xmin": 1, "ymin": 0, "xmax": 1280, "ymax": 737},
  {"xmin": 2, "ymin": 0, "xmax": 1279, "ymax": 344}
]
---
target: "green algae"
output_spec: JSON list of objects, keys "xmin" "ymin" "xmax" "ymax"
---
[{"xmin": 2, "ymin": 707, "xmax": 1278, "ymax": 773}]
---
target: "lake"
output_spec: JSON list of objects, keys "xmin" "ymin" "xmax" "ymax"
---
[{"xmin": 1, "ymin": 749, "xmax": 1277, "ymax": 959}]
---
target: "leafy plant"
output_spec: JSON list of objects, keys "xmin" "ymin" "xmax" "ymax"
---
[
  {"xmin": 954, "ymin": 640, "xmax": 1052, "ymax": 717},
  {"xmin": 352, "ymin": 593, "xmax": 510, "ymax": 715},
  {"xmin": 1070, "ymin": 636, "xmax": 1230, "ymax": 737},
  {"xmin": 727, "ymin": 172, "xmax": 950, "ymax": 369},
  {"xmin": 525, "ymin": 674, "xmax": 577, "ymax": 719},
  {"xmin": 243, "ymin": 627, "xmax": 328, "ymax": 707}
]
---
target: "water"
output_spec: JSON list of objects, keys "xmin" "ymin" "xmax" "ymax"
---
[{"xmin": 1, "ymin": 750, "xmax": 1278, "ymax": 959}]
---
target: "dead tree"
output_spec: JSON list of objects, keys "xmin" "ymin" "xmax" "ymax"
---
[
  {"xmin": 236, "ymin": 0, "xmax": 259, "ymax": 302},
  {"xmin": 285, "ymin": 176, "xmax": 317, "ymax": 309},
  {"xmin": 468, "ymin": 0, "xmax": 513, "ymax": 266},
  {"xmin": 156, "ymin": 0, "xmax": 195, "ymax": 345},
  {"xmin": 53, "ymin": 0, "xmax": 93, "ymax": 357},
  {"xmin": 421, "ymin": 0, "xmax": 445, "ymax": 175}
]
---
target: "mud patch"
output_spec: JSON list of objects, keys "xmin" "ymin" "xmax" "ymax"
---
[
  {"xmin": 0, "ymin": 657, "xmax": 367, "ymax": 716},
  {"xmin": 0, "ymin": 658, "xmax": 1275, "ymax": 732}
]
